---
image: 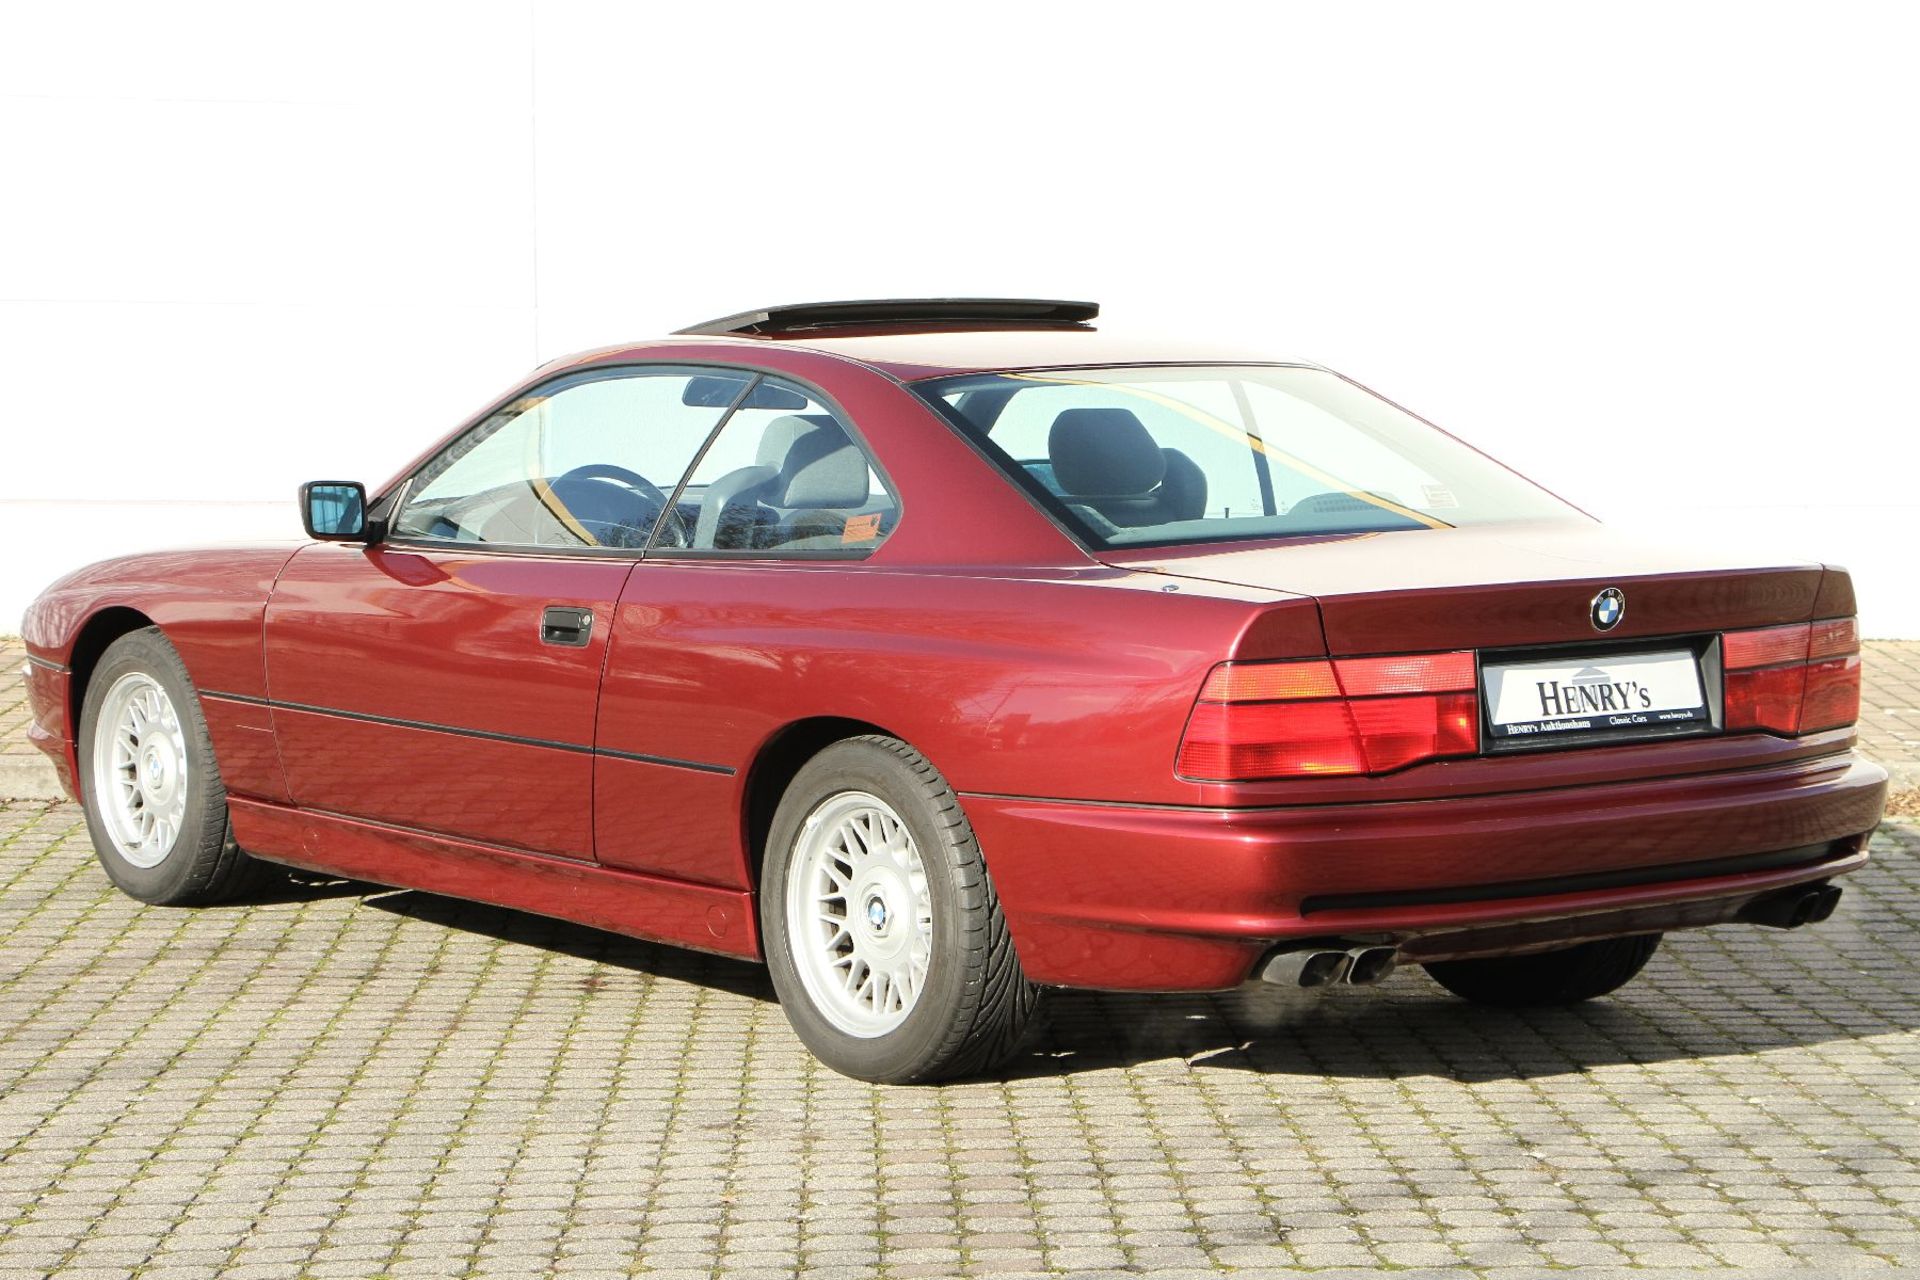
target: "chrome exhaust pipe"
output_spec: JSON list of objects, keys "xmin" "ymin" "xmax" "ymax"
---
[
  {"xmin": 1259, "ymin": 949, "xmax": 1351, "ymax": 989},
  {"xmin": 1342, "ymin": 946, "xmax": 1399, "ymax": 986}
]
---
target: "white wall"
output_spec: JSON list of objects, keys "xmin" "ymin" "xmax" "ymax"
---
[{"xmin": 5, "ymin": 2, "xmax": 1916, "ymax": 634}]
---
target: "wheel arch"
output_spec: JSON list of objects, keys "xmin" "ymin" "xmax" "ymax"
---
[
  {"xmin": 741, "ymin": 715, "xmax": 906, "ymax": 892},
  {"xmin": 67, "ymin": 606, "xmax": 159, "ymax": 735}
]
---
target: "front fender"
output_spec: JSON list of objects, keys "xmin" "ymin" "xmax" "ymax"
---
[
  {"xmin": 21, "ymin": 544, "xmax": 306, "ymax": 806},
  {"xmin": 22, "ymin": 546, "xmax": 302, "ymax": 696}
]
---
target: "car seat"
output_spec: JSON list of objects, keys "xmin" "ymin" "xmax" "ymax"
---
[
  {"xmin": 693, "ymin": 416, "xmax": 872, "ymax": 550},
  {"xmin": 1046, "ymin": 408, "xmax": 1207, "ymax": 529}
]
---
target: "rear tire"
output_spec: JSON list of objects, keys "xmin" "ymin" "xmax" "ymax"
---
[
  {"xmin": 1422, "ymin": 934, "xmax": 1662, "ymax": 1007},
  {"xmin": 77, "ymin": 628, "xmax": 278, "ymax": 906},
  {"xmin": 761, "ymin": 735, "xmax": 1040, "ymax": 1083}
]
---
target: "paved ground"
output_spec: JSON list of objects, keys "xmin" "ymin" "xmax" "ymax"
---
[
  {"xmin": 0, "ymin": 639, "xmax": 58, "ymax": 801},
  {"xmin": 1862, "ymin": 641, "xmax": 1920, "ymax": 802},
  {"xmin": 1, "ymin": 801, "xmax": 1917, "ymax": 1278},
  {"xmin": 4, "ymin": 636, "xmax": 1920, "ymax": 1277}
]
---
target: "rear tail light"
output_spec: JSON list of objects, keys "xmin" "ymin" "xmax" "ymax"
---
[
  {"xmin": 1723, "ymin": 616, "xmax": 1860, "ymax": 734},
  {"xmin": 1177, "ymin": 652, "xmax": 1478, "ymax": 781},
  {"xmin": 1801, "ymin": 654, "xmax": 1863, "ymax": 730},
  {"xmin": 1809, "ymin": 616, "xmax": 1859, "ymax": 659}
]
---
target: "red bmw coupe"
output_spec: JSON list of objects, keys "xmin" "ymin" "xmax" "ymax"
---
[{"xmin": 21, "ymin": 299, "xmax": 1887, "ymax": 1082}]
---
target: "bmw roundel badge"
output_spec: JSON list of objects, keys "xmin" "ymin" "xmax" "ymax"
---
[{"xmin": 1590, "ymin": 587, "xmax": 1626, "ymax": 631}]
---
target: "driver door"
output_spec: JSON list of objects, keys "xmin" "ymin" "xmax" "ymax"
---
[{"xmin": 263, "ymin": 365, "xmax": 749, "ymax": 859}]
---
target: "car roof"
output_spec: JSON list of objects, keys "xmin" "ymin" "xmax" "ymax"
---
[
  {"xmin": 745, "ymin": 325, "xmax": 1298, "ymax": 380},
  {"xmin": 546, "ymin": 326, "xmax": 1293, "ymax": 383}
]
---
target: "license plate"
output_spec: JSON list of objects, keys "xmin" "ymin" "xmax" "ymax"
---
[{"xmin": 1482, "ymin": 648, "xmax": 1708, "ymax": 741}]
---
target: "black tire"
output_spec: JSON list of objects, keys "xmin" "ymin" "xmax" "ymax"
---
[
  {"xmin": 76, "ymin": 627, "xmax": 278, "ymax": 906},
  {"xmin": 760, "ymin": 735, "xmax": 1040, "ymax": 1084},
  {"xmin": 1422, "ymin": 933, "xmax": 1662, "ymax": 1007}
]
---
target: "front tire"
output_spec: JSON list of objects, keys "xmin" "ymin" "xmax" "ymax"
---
[
  {"xmin": 77, "ymin": 627, "xmax": 276, "ymax": 906},
  {"xmin": 1423, "ymin": 933, "xmax": 1662, "ymax": 1007},
  {"xmin": 761, "ymin": 736, "xmax": 1039, "ymax": 1083}
]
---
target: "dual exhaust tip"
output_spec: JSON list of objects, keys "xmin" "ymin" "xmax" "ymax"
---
[
  {"xmin": 1736, "ymin": 882, "xmax": 1843, "ymax": 930},
  {"xmin": 1260, "ymin": 944, "xmax": 1399, "ymax": 990},
  {"xmin": 1261, "ymin": 883, "xmax": 1845, "ymax": 991}
]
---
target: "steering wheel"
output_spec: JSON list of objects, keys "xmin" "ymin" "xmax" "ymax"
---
[{"xmin": 552, "ymin": 464, "xmax": 688, "ymax": 548}]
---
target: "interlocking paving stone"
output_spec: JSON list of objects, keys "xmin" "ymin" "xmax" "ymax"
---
[
  {"xmin": 0, "ymin": 639, "xmax": 30, "ymax": 759},
  {"xmin": 1864, "ymin": 641, "xmax": 1920, "ymax": 791},
  {"xmin": 1, "ymin": 640, "xmax": 62, "ymax": 802},
  {"xmin": 3, "ymin": 637, "xmax": 1919, "ymax": 1274},
  {"xmin": 0, "ymin": 802, "xmax": 1917, "ymax": 1276}
]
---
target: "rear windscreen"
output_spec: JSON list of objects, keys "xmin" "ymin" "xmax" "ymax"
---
[{"xmin": 915, "ymin": 365, "xmax": 1583, "ymax": 550}]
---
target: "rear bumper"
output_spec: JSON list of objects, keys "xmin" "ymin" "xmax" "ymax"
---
[{"xmin": 962, "ymin": 752, "xmax": 1888, "ymax": 990}]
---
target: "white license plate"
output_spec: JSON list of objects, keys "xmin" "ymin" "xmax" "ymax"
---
[{"xmin": 1482, "ymin": 649, "xmax": 1708, "ymax": 740}]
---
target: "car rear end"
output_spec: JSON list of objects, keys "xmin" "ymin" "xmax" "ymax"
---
[
  {"xmin": 963, "ymin": 559, "xmax": 1883, "ymax": 991},
  {"xmin": 917, "ymin": 363, "xmax": 1887, "ymax": 992}
]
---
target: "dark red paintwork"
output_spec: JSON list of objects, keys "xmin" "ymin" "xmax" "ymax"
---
[
  {"xmin": 20, "ymin": 326, "xmax": 1888, "ymax": 988},
  {"xmin": 260, "ymin": 544, "xmax": 635, "ymax": 858}
]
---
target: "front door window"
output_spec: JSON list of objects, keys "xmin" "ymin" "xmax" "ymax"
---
[{"xmin": 392, "ymin": 368, "xmax": 752, "ymax": 550}]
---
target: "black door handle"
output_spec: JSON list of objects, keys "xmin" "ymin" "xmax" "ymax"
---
[{"xmin": 540, "ymin": 606, "xmax": 595, "ymax": 647}]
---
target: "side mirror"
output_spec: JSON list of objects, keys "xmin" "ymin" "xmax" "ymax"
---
[{"xmin": 300, "ymin": 481, "xmax": 369, "ymax": 542}]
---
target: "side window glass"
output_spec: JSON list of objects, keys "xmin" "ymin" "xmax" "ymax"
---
[
  {"xmin": 660, "ymin": 379, "xmax": 898, "ymax": 555},
  {"xmin": 392, "ymin": 369, "xmax": 750, "ymax": 549}
]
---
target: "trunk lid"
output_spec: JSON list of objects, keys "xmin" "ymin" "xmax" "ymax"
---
[{"xmin": 1104, "ymin": 521, "xmax": 1833, "ymax": 655}]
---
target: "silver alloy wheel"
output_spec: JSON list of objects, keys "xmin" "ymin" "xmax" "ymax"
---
[
  {"xmin": 91, "ymin": 671, "xmax": 190, "ymax": 868},
  {"xmin": 784, "ymin": 790, "xmax": 934, "ymax": 1037}
]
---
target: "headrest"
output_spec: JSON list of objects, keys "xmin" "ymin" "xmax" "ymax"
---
[
  {"xmin": 756, "ymin": 414, "xmax": 840, "ymax": 467},
  {"xmin": 1048, "ymin": 408, "xmax": 1166, "ymax": 496},
  {"xmin": 765, "ymin": 416, "xmax": 870, "ymax": 509}
]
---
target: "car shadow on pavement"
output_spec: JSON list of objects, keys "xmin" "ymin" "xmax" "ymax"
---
[
  {"xmin": 326, "ymin": 862, "xmax": 1918, "ymax": 1088},
  {"xmin": 361, "ymin": 888, "xmax": 779, "ymax": 1004},
  {"xmin": 229, "ymin": 871, "xmax": 374, "ymax": 907},
  {"xmin": 996, "ymin": 950, "xmax": 1919, "ymax": 1084}
]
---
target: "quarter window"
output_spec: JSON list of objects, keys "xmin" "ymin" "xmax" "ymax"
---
[
  {"xmin": 655, "ymin": 379, "xmax": 898, "ymax": 554},
  {"xmin": 392, "ymin": 368, "xmax": 751, "ymax": 549}
]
